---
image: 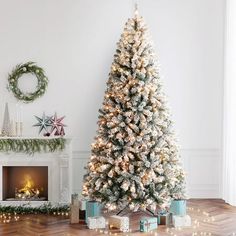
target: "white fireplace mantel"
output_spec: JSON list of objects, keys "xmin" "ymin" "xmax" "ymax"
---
[{"xmin": 0, "ymin": 137, "xmax": 72, "ymax": 206}]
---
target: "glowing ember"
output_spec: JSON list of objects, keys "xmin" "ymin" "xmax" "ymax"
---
[{"xmin": 15, "ymin": 175, "xmax": 41, "ymax": 200}]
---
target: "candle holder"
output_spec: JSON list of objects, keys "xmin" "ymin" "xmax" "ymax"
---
[
  {"xmin": 15, "ymin": 122, "xmax": 23, "ymax": 137},
  {"xmin": 15, "ymin": 121, "xmax": 18, "ymax": 137},
  {"xmin": 19, "ymin": 122, "xmax": 23, "ymax": 137}
]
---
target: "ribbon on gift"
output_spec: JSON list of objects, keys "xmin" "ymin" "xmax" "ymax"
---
[
  {"xmin": 143, "ymin": 219, "xmax": 157, "ymax": 231},
  {"xmin": 144, "ymin": 221, "xmax": 151, "ymax": 231},
  {"xmin": 159, "ymin": 212, "xmax": 166, "ymax": 216},
  {"xmin": 158, "ymin": 210, "xmax": 168, "ymax": 216},
  {"xmin": 158, "ymin": 210, "xmax": 167, "ymax": 215}
]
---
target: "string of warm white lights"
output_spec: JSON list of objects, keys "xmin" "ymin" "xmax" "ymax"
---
[
  {"xmin": 0, "ymin": 212, "xmax": 20, "ymax": 224},
  {"xmin": 0, "ymin": 210, "xmax": 69, "ymax": 224},
  {"xmin": 53, "ymin": 211, "xmax": 69, "ymax": 216},
  {"xmin": 0, "ymin": 207, "xmax": 235, "ymax": 235}
]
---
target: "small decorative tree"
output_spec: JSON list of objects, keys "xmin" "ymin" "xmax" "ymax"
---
[
  {"xmin": 1, "ymin": 103, "xmax": 11, "ymax": 136},
  {"xmin": 83, "ymin": 9, "xmax": 186, "ymax": 212}
]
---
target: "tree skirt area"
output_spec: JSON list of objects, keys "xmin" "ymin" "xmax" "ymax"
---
[{"xmin": 0, "ymin": 200, "xmax": 235, "ymax": 236}]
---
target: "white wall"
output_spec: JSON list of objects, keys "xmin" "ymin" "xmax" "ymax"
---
[
  {"xmin": 0, "ymin": 0, "xmax": 225, "ymax": 198},
  {"xmin": 222, "ymin": 0, "xmax": 236, "ymax": 205}
]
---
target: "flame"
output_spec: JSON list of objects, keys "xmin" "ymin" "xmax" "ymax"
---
[
  {"xmin": 20, "ymin": 175, "xmax": 34, "ymax": 192},
  {"xmin": 16, "ymin": 174, "xmax": 40, "ymax": 200}
]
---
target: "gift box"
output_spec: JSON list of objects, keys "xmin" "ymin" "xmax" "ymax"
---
[
  {"xmin": 70, "ymin": 204, "xmax": 79, "ymax": 224},
  {"xmin": 87, "ymin": 216, "xmax": 106, "ymax": 229},
  {"xmin": 79, "ymin": 199, "xmax": 87, "ymax": 220},
  {"xmin": 140, "ymin": 217, "xmax": 158, "ymax": 232},
  {"xmin": 170, "ymin": 200, "xmax": 186, "ymax": 216},
  {"xmin": 172, "ymin": 215, "xmax": 191, "ymax": 228},
  {"xmin": 70, "ymin": 194, "xmax": 79, "ymax": 224},
  {"xmin": 157, "ymin": 212, "xmax": 172, "ymax": 225},
  {"xmin": 79, "ymin": 209, "xmax": 86, "ymax": 220},
  {"xmin": 86, "ymin": 201, "xmax": 101, "ymax": 223},
  {"xmin": 109, "ymin": 215, "xmax": 129, "ymax": 232}
]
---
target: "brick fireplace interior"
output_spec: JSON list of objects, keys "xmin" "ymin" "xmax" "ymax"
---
[{"xmin": 2, "ymin": 166, "xmax": 48, "ymax": 201}]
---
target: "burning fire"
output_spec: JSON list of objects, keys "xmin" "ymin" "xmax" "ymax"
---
[{"xmin": 15, "ymin": 175, "xmax": 41, "ymax": 200}]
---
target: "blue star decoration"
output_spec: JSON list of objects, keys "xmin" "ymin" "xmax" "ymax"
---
[{"xmin": 33, "ymin": 113, "xmax": 52, "ymax": 135}]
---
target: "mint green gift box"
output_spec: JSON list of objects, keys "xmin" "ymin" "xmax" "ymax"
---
[
  {"xmin": 140, "ymin": 217, "xmax": 158, "ymax": 232},
  {"xmin": 85, "ymin": 201, "xmax": 101, "ymax": 223},
  {"xmin": 170, "ymin": 200, "xmax": 186, "ymax": 216}
]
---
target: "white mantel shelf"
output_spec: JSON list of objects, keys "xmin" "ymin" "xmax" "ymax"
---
[{"xmin": 0, "ymin": 136, "xmax": 70, "ymax": 140}]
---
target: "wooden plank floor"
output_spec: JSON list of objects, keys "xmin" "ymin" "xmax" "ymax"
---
[{"xmin": 0, "ymin": 199, "xmax": 236, "ymax": 236}]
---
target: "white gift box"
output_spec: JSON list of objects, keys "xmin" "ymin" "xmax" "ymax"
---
[
  {"xmin": 109, "ymin": 215, "xmax": 129, "ymax": 232},
  {"xmin": 172, "ymin": 215, "xmax": 191, "ymax": 228},
  {"xmin": 87, "ymin": 216, "xmax": 106, "ymax": 229}
]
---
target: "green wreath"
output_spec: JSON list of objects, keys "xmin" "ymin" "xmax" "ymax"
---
[{"xmin": 8, "ymin": 62, "xmax": 48, "ymax": 103}]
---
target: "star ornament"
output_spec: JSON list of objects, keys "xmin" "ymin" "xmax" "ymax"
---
[
  {"xmin": 33, "ymin": 113, "xmax": 52, "ymax": 134},
  {"xmin": 50, "ymin": 112, "xmax": 66, "ymax": 136}
]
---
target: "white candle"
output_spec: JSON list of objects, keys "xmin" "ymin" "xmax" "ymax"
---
[
  {"xmin": 20, "ymin": 105, "xmax": 23, "ymax": 123},
  {"xmin": 15, "ymin": 104, "xmax": 19, "ymax": 122}
]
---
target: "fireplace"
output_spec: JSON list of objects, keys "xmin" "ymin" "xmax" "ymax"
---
[
  {"xmin": 2, "ymin": 166, "xmax": 48, "ymax": 201},
  {"xmin": 0, "ymin": 139, "xmax": 72, "ymax": 205}
]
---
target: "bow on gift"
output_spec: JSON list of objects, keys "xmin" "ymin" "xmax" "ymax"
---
[{"xmin": 159, "ymin": 209, "xmax": 168, "ymax": 215}]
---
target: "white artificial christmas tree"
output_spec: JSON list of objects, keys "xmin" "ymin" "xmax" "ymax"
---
[{"xmin": 83, "ymin": 10, "xmax": 186, "ymax": 212}]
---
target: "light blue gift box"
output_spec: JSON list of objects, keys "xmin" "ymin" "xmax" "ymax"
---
[
  {"xmin": 140, "ymin": 217, "xmax": 158, "ymax": 232},
  {"xmin": 170, "ymin": 200, "xmax": 186, "ymax": 216},
  {"xmin": 85, "ymin": 201, "xmax": 101, "ymax": 223}
]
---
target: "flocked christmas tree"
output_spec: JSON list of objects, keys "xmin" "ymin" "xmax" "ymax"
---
[{"xmin": 83, "ymin": 9, "xmax": 186, "ymax": 212}]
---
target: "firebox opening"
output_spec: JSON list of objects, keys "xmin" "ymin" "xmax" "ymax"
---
[{"xmin": 2, "ymin": 166, "xmax": 48, "ymax": 201}]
